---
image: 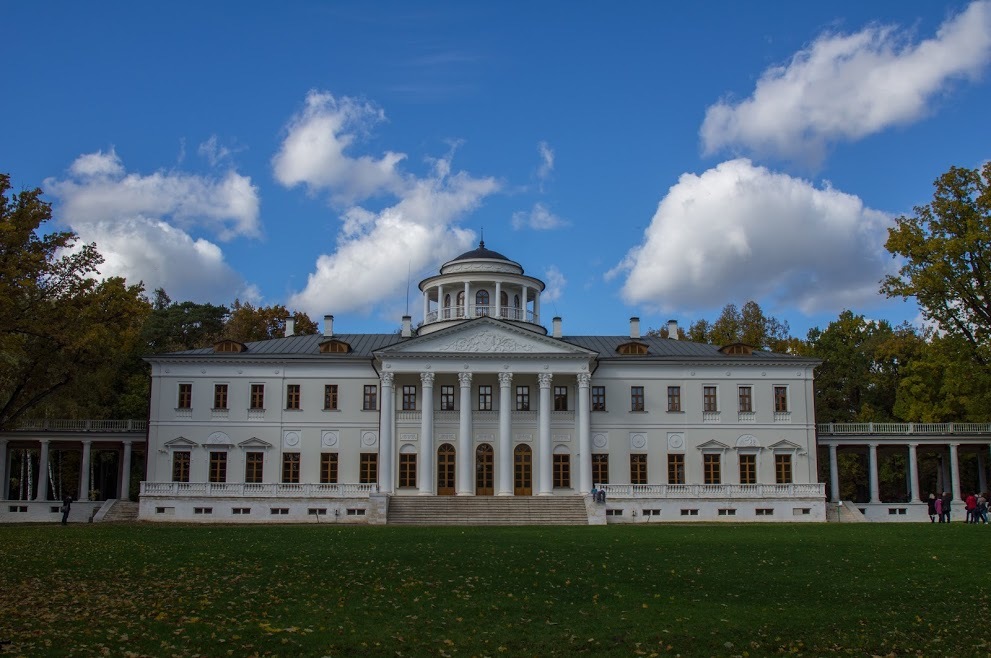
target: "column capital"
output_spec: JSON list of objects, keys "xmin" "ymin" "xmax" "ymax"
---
[
  {"xmin": 498, "ymin": 372, "xmax": 513, "ymax": 387},
  {"xmin": 577, "ymin": 372, "xmax": 591, "ymax": 388},
  {"xmin": 537, "ymin": 372, "xmax": 553, "ymax": 388},
  {"xmin": 458, "ymin": 371, "xmax": 473, "ymax": 387},
  {"xmin": 420, "ymin": 371, "xmax": 436, "ymax": 387},
  {"xmin": 381, "ymin": 371, "xmax": 395, "ymax": 388}
]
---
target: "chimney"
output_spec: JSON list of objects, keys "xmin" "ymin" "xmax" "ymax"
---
[
  {"xmin": 324, "ymin": 314, "xmax": 334, "ymax": 338},
  {"xmin": 285, "ymin": 318, "xmax": 295, "ymax": 337},
  {"xmin": 552, "ymin": 316, "xmax": 562, "ymax": 338},
  {"xmin": 630, "ymin": 317, "xmax": 640, "ymax": 340},
  {"xmin": 667, "ymin": 319, "xmax": 679, "ymax": 340},
  {"xmin": 401, "ymin": 315, "xmax": 412, "ymax": 338}
]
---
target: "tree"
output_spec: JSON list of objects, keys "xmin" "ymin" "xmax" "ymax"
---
[
  {"xmin": 0, "ymin": 174, "xmax": 149, "ymax": 428},
  {"xmin": 892, "ymin": 332, "xmax": 991, "ymax": 422},
  {"xmin": 882, "ymin": 163, "xmax": 991, "ymax": 364},
  {"xmin": 141, "ymin": 288, "xmax": 228, "ymax": 353},
  {"xmin": 681, "ymin": 301, "xmax": 793, "ymax": 351},
  {"xmin": 223, "ymin": 299, "xmax": 318, "ymax": 343}
]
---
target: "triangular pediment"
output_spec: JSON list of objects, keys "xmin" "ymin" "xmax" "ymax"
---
[
  {"xmin": 238, "ymin": 437, "xmax": 273, "ymax": 450},
  {"xmin": 377, "ymin": 317, "xmax": 596, "ymax": 357},
  {"xmin": 768, "ymin": 439, "xmax": 802, "ymax": 451},
  {"xmin": 164, "ymin": 437, "xmax": 197, "ymax": 449},
  {"xmin": 697, "ymin": 439, "xmax": 730, "ymax": 451}
]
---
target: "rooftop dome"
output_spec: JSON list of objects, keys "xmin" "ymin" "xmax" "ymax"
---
[{"xmin": 450, "ymin": 240, "xmax": 511, "ymax": 263}]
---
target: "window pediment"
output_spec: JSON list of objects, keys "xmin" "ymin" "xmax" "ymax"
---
[
  {"xmin": 617, "ymin": 341, "xmax": 649, "ymax": 355},
  {"xmin": 213, "ymin": 340, "xmax": 247, "ymax": 353},
  {"xmin": 719, "ymin": 343, "xmax": 755, "ymax": 355},
  {"xmin": 319, "ymin": 339, "xmax": 351, "ymax": 354}
]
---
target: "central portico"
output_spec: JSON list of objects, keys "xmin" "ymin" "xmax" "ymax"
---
[{"xmin": 374, "ymin": 316, "xmax": 597, "ymax": 497}]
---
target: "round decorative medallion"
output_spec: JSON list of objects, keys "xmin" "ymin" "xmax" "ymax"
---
[
  {"xmin": 164, "ymin": 368, "xmax": 170, "ymax": 373},
  {"xmin": 631, "ymin": 434, "xmax": 647, "ymax": 449},
  {"xmin": 274, "ymin": 369, "xmax": 280, "ymax": 374},
  {"xmin": 726, "ymin": 371, "xmax": 731, "ymax": 376},
  {"xmin": 690, "ymin": 371, "xmax": 695, "ymax": 376},
  {"xmin": 284, "ymin": 431, "xmax": 300, "ymax": 447},
  {"xmin": 321, "ymin": 431, "xmax": 338, "ymax": 448},
  {"xmin": 237, "ymin": 369, "xmax": 243, "ymax": 374},
  {"xmin": 593, "ymin": 434, "xmax": 608, "ymax": 449},
  {"xmin": 669, "ymin": 434, "xmax": 685, "ymax": 449},
  {"xmin": 208, "ymin": 431, "xmax": 229, "ymax": 443},
  {"xmin": 386, "ymin": 364, "xmax": 392, "ymax": 369},
  {"xmin": 762, "ymin": 372, "xmax": 766, "ymax": 377},
  {"xmin": 201, "ymin": 369, "xmax": 206, "ymax": 374},
  {"xmin": 361, "ymin": 432, "xmax": 377, "ymax": 446}
]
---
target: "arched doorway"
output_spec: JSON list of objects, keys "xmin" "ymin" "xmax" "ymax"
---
[
  {"xmin": 514, "ymin": 444, "xmax": 532, "ymax": 496},
  {"xmin": 476, "ymin": 444, "xmax": 494, "ymax": 495},
  {"xmin": 437, "ymin": 444, "xmax": 456, "ymax": 495}
]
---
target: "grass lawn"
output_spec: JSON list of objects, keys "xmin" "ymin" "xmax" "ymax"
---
[{"xmin": 0, "ymin": 523, "xmax": 988, "ymax": 657}]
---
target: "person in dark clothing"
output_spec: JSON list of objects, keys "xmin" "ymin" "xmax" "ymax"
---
[
  {"xmin": 927, "ymin": 493, "xmax": 937, "ymax": 522},
  {"xmin": 61, "ymin": 494, "xmax": 72, "ymax": 525},
  {"xmin": 940, "ymin": 491, "xmax": 952, "ymax": 523}
]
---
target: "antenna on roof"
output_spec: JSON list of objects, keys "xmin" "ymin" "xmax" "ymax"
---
[{"xmin": 480, "ymin": 226, "xmax": 484, "ymax": 248}]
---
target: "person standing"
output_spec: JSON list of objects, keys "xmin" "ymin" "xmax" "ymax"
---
[
  {"xmin": 61, "ymin": 494, "xmax": 72, "ymax": 525},
  {"xmin": 976, "ymin": 494, "xmax": 989, "ymax": 525},
  {"xmin": 940, "ymin": 491, "xmax": 952, "ymax": 523},
  {"xmin": 965, "ymin": 493, "xmax": 977, "ymax": 523},
  {"xmin": 927, "ymin": 493, "xmax": 937, "ymax": 523},
  {"xmin": 935, "ymin": 496, "xmax": 943, "ymax": 523}
]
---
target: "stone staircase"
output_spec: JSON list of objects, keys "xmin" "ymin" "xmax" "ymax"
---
[
  {"xmin": 98, "ymin": 500, "xmax": 140, "ymax": 523},
  {"xmin": 826, "ymin": 501, "xmax": 867, "ymax": 522},
  {"xmin": 387, "ymin": 496, "xmax": 590, "ymax": 525}
]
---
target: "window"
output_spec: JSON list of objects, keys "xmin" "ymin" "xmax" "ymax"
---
[
  {"xmin": 360, "ymin": 454, "xmax": 378, "ymax": 484},
  {"xmin": 554, "ymin": 386, "xmax": 568, "ymax": 411},
  {"xmin": 286, "ymin": 384, "xmax": 301, "ymax": 410},
  {"xmin": 213, "ymin": 384, "xmax": 228, "ymax": 410},
  {"xmin": 668, "ymin": 454, "xmax": 685, "ymax": 484},
  {"xmin": 630, "ymin": 454, "xmax": 647, "ymax": 485},
  {"xmin": 704, "ymin": 454, "xmax": 721, "ymax": 484},
  {"xmin": 441, "ymin": 385, "xmax": 455, "ymax": 411},
  {"xmin": 703, "ymin": 386, "xmax": 718, "ymax": 412},
  {"xmin": 456, "ymin": 291, "xmax": 465, "ymax": 317},
  {"xmin": 399, "ymin": 453, "xmax": 417, "ymax": 488},
  {"xmin": 403, "ymin": 385, "xmax": 417, "ymax": 411},
  {"xmin": 631, "ymin": 386, "xmax": 645, "ymax": 412},
  {"xmin": 250, "ymin": 384, "xmax": 265, "ymax": 410},
  {"xmin": 320, "ymin": 453, "xmax": 338, "ymax": 484},
  {"xmin": 475, "ymin": 290, "xmax": 489, "ymax": 315},
  {"xmin": 443, "ymin": 293, "xmax": 452, "ymax": 318},
  {"xmin": 667, "ymin": 386, "xmax": 681, "ymax": 412},
  {"xmin": 738, "ymin": 386, "xmax": 753, "ymax": 413},
  {"xmin": 324, "ymin": 384, "xmax": 338, "ymax": 410},
  {"xmin": 177, "ymin": 383, "xmax": 192, "ymax": 409},
  {"xmin": 209, "ymin": 452, "xmax": 227, "ymax": 483},
  {"xmin": 363, "ymin": 385, "xmax": 377, "ymax": 411},
  {"xmin": 172, "ymin": 451, "xmax": 190, "ymax": 483},
  {"xmin": 553, "ymin": 453, "xmax": 571, "ymax": 488},
  {"xmin": 774, "ymin": 386, "xmax": 789, "ymax": 412},
  {"xmin": 282, "ymin": 453, "xmax": 300, "ymax": 483},
  {"xmin": 591, "ymin": 386, "xmax": 606, "ymax": 411},
  {"xmin": 245, "ymin": 452, "xmax": 264, "ymax": 483},
  {"xmin": 775, "ymin": 454, "xmax": 793, "ymax": 484},
  {"xmin": 592, "ymin": 454, "xmax": 609, "ymax": 485},
  {"xmin": 617, "ymin": 342, "xmax": 649, "ymax": 355},
  {"xmin": 739, "ymin": 454, "xmax": 756, "ymax": 485},
  {"xmin": 500, "ymin": 291, "xmax": 509, "ymax": 316},
  {"xmin": 478, "ymin": 385, "xmax": 492, "ymax": 411},
  {"xmin": 516, "ymin": 386, "xmax": 530, "ymax": 411}
]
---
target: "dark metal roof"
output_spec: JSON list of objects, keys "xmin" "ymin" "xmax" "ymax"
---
[
  {"xmin": 449, "ymin": 240, "xmax": 511, "ymax": 263},
  {"xmin": 561, "ymin": 334, "xmax": 810, "ymax": 362},
  {"xmin": 151, "ymin": 333, "xmax": 403, "ymax": 359}
]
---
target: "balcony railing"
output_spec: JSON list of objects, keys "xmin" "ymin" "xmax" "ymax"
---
[
  {"xmin": 424, "ymin": 306, "xmax": 537, "ymax": 324},
  {"xmin": 597, "ymin": 483, "xmax": 825, "ymax": 499},
  {"xmin": 817, "ymin": 422, "xmax": 991, "ymax": 435},
  {"xmin": 11, "ymin": 419, "xmax": 147, "ymax": 432},
  {"xmin": 140, "ymin": 482, "xmax": 378, "ymax": 497}
]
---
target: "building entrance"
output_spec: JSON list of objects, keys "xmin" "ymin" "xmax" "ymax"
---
[
  {"xmin": 514, "ymin": 444, "xmax": 532, "ymax": 496},
  {"xmin": 475, "ymin": 444, "xmax": 494, "ymax": 495},
  {"xmin": 437, "ymin": 444, "xmax": 455, "ymax": 495}
]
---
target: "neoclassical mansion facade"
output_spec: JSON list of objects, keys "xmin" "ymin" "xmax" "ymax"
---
[{"xmin": 140, "ymin": 243, "xmax": 825, "ymax": 522}]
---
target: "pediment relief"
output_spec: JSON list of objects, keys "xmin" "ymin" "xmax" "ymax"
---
[{"xmin": 379, "ymin": 318, "xmax": 592, "ymax": 356}]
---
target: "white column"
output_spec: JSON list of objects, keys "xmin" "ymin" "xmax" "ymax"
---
[
  {"xmin": 422, "ymin": 287, "xmax": 430, "ymax": 325},
  {"xmin": 907, "ymin": 443, "xmax": 920, "ymax": 502},
  {"xmin": 379, "ymin": 372, "xmax": 396, "ymax": 494},
  {"xmin": 119, "ymin": 441, "xmax": 133, "ymax": 500},
  {"xmin": 0, "ymin": 438, "xmax": 7, "ymax": 500},
  {"xmin": 495, "ymin": 281, "xmax": 502, "ymax": 318},
  {"xmin": 497, "ymin": 372, "xmax": 513, "ymax": 495},
  {"xmin": 521, "ymin": 284, "xmax": 529, "ymax": 321},
  {"xmin": 79, "ymin": 440, "xmax": 92, "ymax": 501},
  {"xmin": 577, "ymin": 373, "xmax": 592, "ymax": 493},
  {"xmin": 438, "ymin": 284, "xmax": 445, "ymax": 319},
  {"xmin": 828, "ymin": 443, "xmax": 840, "ymax": 502},
  {"xmin": 36, "ymin": 438, "xmax": 51, "ymax": 501},
  {"xmin": 534, "ymin": 292, "xmax": 541, "ymax": 325},
  {"xmin": 464, "ymin": 282, "xmax": 471, "ymax": 318},
  {"xmin": 457, "ymin": 372, "xmax": 473, "ymax": 495},
  {"xmin": 419, "ymin": 372, "xmax": 435, "ymax": 495},
  {"xmin": 537, "ymin": 372, "xmax": 553, "ymax": 495},
  {"xmin": 868, "ymin": 442, "xmax": 880, "ymax": 504},
  {"xmin": 949, "ymin": 442, "xmax": 961, "ymax": 503}
]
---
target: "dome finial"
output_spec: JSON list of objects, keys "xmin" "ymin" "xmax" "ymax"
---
[{"xmin": 479, "ymin": 227, "xmax": 484, "ymax": 249}]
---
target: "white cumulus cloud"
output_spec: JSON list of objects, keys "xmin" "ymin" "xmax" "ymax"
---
[
  {"xmin": 276, "ymin": 93, "xmax": 500, "ymax": 317},
  {"xmin": 511, "ymin": 202, "xmax": 568, "ymax": 231},
  {"xmin": 701, "ymin": 1, "xmax": 991, "ymax": 163},
  {"xmin": 542, "ymin": 265, "xmax": 566, "ymax": 304},
  {"xmin": 46, "ymin": 149, "xmax": 261, "ymax": 303},
  {"xmin": 608, "ymin": 159, "xmax": 893, "ymax": 315},
  {"xmin": 537, "ymin": 141, "xmax": 554, "ymax": 184}
]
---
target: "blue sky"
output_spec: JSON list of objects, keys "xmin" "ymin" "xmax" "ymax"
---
[{"xmin": 3, "ymin": 1, "xmax": 990, "ymax": 339}]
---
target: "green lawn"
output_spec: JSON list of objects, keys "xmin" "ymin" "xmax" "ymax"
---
[{"xmin": 1, "ymin": 523, "xmax": 987, "ymax": 657}]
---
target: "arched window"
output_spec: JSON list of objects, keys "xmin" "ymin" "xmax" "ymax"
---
[
  {"xmin": 514, "ymin": 294, "xmax": 521, "ymax": 320},
  {"xmin": 456, "ymin": 291, "xmax": 465, "ymax": 318},
  {"xmin": 443, "ymin": 293, "xmax": 452, "ymax": 319},
  {"xmin": 475, "ymin": 290, "xmax": 489, "ymax": 316},
  {"xmin": 500, "ymin": 291, "xmax": 509, "ymax": 318}
]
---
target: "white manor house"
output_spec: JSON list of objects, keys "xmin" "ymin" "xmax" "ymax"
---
[{"xmin": 138, "ymin": 242, "xmax": 826, "ymax": 524}]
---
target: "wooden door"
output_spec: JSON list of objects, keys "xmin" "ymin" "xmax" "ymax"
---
[
  {"xmin": 475, "ymin": 444, "xmax": 494, "ymax": 495},
  {"xmin": 437, "ymin": 444, "xmax": 456, "ymax": 495},
  {"xmin": 514, "ymin": 444, "xmax": 532, "ymax": 496}
]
